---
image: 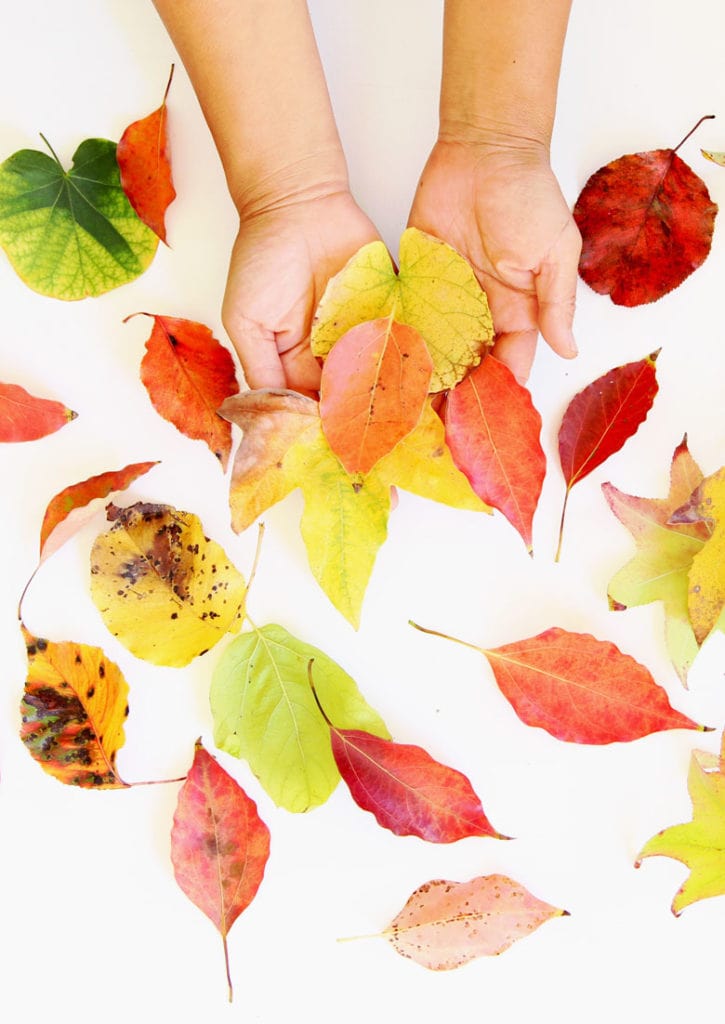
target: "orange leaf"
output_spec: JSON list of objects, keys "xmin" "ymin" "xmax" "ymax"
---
[
  {"xmin": 130, "ymin": 313, "xmax": 239, "ymax": 469},
  {"xmin": 319, "ymin": 317, "xmax": 433, "ymax": 474},
  {"xmin": 117, "ymin": 65, "xmax": 176, "ymax": 243},
  {"xmin": 0, "ymin": 381, "xmax": 76, "ymax": 442}
]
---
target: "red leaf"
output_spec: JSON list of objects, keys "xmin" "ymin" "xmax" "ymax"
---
[
  {"xmin": 117, "ymin": 66, "xmax": 176, "ymax": 243},
  {"xmin": 574, "ymin": 118, "xmax": 718, "ymax": 306},
  {"xmin": 130, "ymin": 313, "xmax": 239, "ymax": 469},
  {"xmin": 0, "ymin": 381, "xmax": 76, "ymax": 442},
  {"xmin": 320, "ymin": 317, "xmax": 433, "ymax": 474},
  {"xmin": 411, "ymin": 622, "xmax": 703, "ymax": 745},
  {"xmin": 445, "ymin": 356, "xmax": 545, "ymax": 552},
  {"xmin": 556, "ymin": 351, "xmax": 659, "ymax": 559},
  {"xmin": 171, "ymin": 741, "xmax": 270, "ymax": 1002}
]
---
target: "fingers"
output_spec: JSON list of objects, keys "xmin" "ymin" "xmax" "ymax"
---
[
  {"xmin": 491, "ymin": 329, "xmax": 538, "ymax": 384},
  {"xmin": 534, "ymin": 218, "xmax": 581, "ymax": 360},
  {"xmin": 222, "ymin": 311, "xmax": 287, "ymax": 390}
]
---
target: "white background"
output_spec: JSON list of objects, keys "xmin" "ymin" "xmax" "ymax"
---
[{"xmin": 1, "ymin": 2, "xmax": 724, "ymax": 1021}]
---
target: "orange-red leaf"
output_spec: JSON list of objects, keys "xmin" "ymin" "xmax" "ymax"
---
[
  {"xmin": 171, "ymin": 741, "xmax": 270, "ymax": 1001},
  {"xmin": 132, "ymin": 313, "xmax": 239, "ymax": 469},
  {"xmin": 0, "ymin": 381, "xmax": 76, "ymax": 442},
  {"xmin": 382, "ymin": 874, "xmax": 567, "ymax": 970},
  {"xmin": 445, "ymin": 356, "xmax": 545, "ymax": 552},
  {"xmin": 319, "ymin": 317, "xmax": 433, "ymax": 474},
  {"xmin": 117, "ymin": 66, "xmax": 176, "ymax": 243}
]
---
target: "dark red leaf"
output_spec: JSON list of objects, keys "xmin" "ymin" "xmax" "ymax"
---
[{"xmin": 0, "ymin": 381, "xmax": 76, "ymax": 442}]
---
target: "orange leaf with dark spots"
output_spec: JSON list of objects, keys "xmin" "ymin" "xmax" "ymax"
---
[
  {"xmin": 117, "ymin": 65, "xmax": 176, "ymax": 243},
  {"xmin": 171, "ymin": 741, "xmax": 270, "ymax": 1002},
  {"xmin": 0, "ymin": 381, "xmax": 76, "ymax": 442},
  {"xmin": 320, "ymin": 317, "xmax": 433, "ymax": 474},
  {"xmin": 130, "ymin": 313, "xmax": 239, "ymax": 469}
]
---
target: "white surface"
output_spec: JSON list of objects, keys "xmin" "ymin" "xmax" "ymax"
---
[{"xmin": 1, "ymin": 2, "xmax": 724, "ymax": 1021}]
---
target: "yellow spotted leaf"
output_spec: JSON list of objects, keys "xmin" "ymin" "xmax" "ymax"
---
[
  {"xmin": 90, "ymin": 502, "xmax": 246, "ymax": 667},
  {"xmin": 311, "ymin": 228, "xmax": 493, "ymax": 391}
]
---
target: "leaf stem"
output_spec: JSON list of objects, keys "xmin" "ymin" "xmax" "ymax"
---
[
  {"xmin": 673, "ymin": 115, "xmax": 715, "ymax": 154},
  {"xmin": 39, "ymin": 133, "xmax": 64, "ymax": 169},
  {"xmin": 243, "ymin": 523, "xmax": 265, "ymax": 623},
  {"xmin": 307, "ymin": 660, "xmax": 334, "ymax": 727},
  {"xmin": 554, "ymin": 487, "xmax": 571, "ymax": 563},
  {"xmin": 162, "ymin": 63, "xmax": 175, "ymax": 106},
  {"xmin": 128, "ymin": 774, "xmax": 187, "ymax": 787},
  {"xmin": 407, "ymin": 619, "xmax": 482, "ymax": 655},
  {"xmin": 222, "ymin": 932, "xmax": 234, "ymax": 1002}
]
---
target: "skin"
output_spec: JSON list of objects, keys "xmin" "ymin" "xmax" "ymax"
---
[{"xmin": 152, "ymin": 0, "xmax": 579, "ymax": 391}]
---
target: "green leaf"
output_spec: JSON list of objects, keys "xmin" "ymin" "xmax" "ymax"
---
[
  {"xmin": 210, "ymin": 624, "xmax": 390, "ymax": 812},
  {"xmin": 0, "ymin": 138, "xmax": 158, "ymax": 299}
]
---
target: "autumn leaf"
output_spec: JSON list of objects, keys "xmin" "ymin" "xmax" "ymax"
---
[
  {"xmin": 574, "ymin": 116, "xmax": 718, "ymax": 306},
  {"xmin": 0, "ymin": 136, "xmax": 158, "ymax": 299},
  {"xmin": 171, "ymin": 740, "xmax": 270, "ymax": 1001},
  {"xmin": 211, "ymin": 624, "xmax": 389, "ymax": 812},
  {"xmin": 637, "ymin": 733, "xmax": 725, "ymax": 915},
  {"xmin": 445, "ymin": 356, "xmax": 545, "ymax": 553},
  {"xmin": 0, "ymin": 381, "xmax": 76, "ymax": 442},
  {"xmin": 117, "ymin": 66, "xmax": 176, "ymax": 243},
  {"xmin": 410, "ymin": 622, "xmax": 703, "ymax": 745},
  {"xmin": 670, "ymin": 465, "xmax": 725, "ymax": 644},
  {"xmin": 129, "ymin": 313, "xmax": 239, "ymax": 470},
  {"xmin": 90, "ymin": 502, "xmax": 246, "ymax": 667},
  {"xmin": 311, "ymin": 227, "xmax": 493, "ymax": 391},
  {"xmin": 365, "ymin": 874, "xmax": 566, "ymax": 970},
  {"xmin": 702, "ymin": 149, "xmax": 725, "ymax": 166},
  {"xmin": 319, "ymin": 317, "xmax": 433, "ymax": 474},
  {"xmin": 20, "ymin": 626, "xmax": 129, "ymax": 788},
  {"xmin": 604, "ymin": 437, "xmax": 709, "ymax": 684},
  {"xmin": 556, "ymin": 350, "xmax": 660, "ymax": 560}
]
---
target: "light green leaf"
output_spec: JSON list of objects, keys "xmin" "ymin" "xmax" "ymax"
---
[
  {"xmin": 210, "ymin": 623, "xmax": 389, "ymax": 812},
  {"xmin": 0, "ymin": 138, "xmax": 158, "ymax": 299}
]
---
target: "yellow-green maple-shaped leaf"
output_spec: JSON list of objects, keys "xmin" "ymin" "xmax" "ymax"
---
[
  {"xmin": 0, "ymin": 139, "xmax": 158, "ymax": 299},
  {"xmin": 311, "ymin": 228, "xmax": 493, "ymax": 392},
  {"xmin": 638, "ymin": 735, "xmax": 725, "ymax": 914},
  {"xmin": 90, "ymin": 502, "xmax": 246, "ymax": 667},
  {"xmin": 603, "ymin": 437, "xmax": 709, "ymax": 684},
  {"xmin": 210, "ymin": 623, "xmax": 389, "ymax": 812}
]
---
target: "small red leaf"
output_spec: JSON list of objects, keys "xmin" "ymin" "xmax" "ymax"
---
[
  {"xmin": 0, "ymin": 381, "xmax": 76, "ymax": 442},
  {"xmin": 574, "ymin": 121, "xmax": 718, "ymax": 306},
  {"xmin": 117, "ymin": 66, "xmax": 176, "ymax": 243},
  {"xmin": 130, "ymin": 313, "xmax": 239, "ymax": 469},
  {"xmin": 445, "ymin": 356, "xmax": 545, "ymax": 552},
  {"xmin": 171, "ymin": 741, "xmax": 270, "ymax": 1002},
  {"xmin": 319, "ymin": 317, "xmax": 433, "ymax": 475}
]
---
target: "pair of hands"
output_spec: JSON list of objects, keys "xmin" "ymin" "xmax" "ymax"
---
[{"xmin": 223, "ymin": 140, "xmax": 582, "ymax": 394}]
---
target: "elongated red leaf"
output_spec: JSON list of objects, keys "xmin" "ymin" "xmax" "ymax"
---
[
  {"xmin": 410, "ymin": 622, "xmax": 703, "ymax": 744},
  {"xmin": 320, "ymin": 317, "xmax": 433, "ymax": 474},
  {"xmin": 445, "ymin": 356, "xmax": 545, "ymax": 552},
  {"xmin": 0, "ymin": 381, "xmax": 76, "ymax": 442},
  {"xmin": 117, "ymin": 66, "xmax": 176, "ymax": 243},
  {"xmin": 379, "ymin": 874, "xmax": 567, "ymax": 970},
  {"xmin": 171, "ymin": 741, "xmax": 270, "ymax": 1002},
  {"xmin": 574, "ymin": 118, "xmax": 718, "ymax": 306},
  {"xmin": 129, "ymin": 312, "xmax": 239, "ymax": 469},
  {"xmin": 556, "ymin": 351, "xmax": 659, "ymax": 559}
]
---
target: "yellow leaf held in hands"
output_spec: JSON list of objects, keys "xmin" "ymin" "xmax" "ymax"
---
[{"xmin": 90, "ymin": 502, "xmax": 246, "ymax": 667}]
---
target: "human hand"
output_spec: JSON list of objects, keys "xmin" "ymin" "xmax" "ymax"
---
[
  {"xmin": 408, "ymin": 138, "xmax": 581, "ymax": 383},
  {"xmin": 223, "ymin": 190, "xmax": 380, "ymax": 394}
]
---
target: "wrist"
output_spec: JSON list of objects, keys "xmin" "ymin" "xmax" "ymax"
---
[
  {"xmin": 437, "ymin": 119, "xmax": 552, "ymax": 155},
  {"xmin": 230, "ymin": 144, "xmax": 351, "ymax": 221}
]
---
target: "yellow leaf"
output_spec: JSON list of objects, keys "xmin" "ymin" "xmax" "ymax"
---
[
  {"xmin": 90, "ymin": 502, "xmax": 246, "ymax": 667},
  {"xmin": 311, "ymin": 228, "xmax": 493, "ymax": 392}
]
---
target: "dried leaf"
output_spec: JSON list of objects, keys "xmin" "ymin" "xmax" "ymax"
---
[
  {"xmin": 117, "ymin": 66, "xmax": 176, "ymax": 243},
  {"xmin": 378, "ymin": 874, "xmax": 566, "ymax": 970},
  {"xmin": 445, "ymin": 356, "xmax": 545, "ymax": 552},
  {"xmin": 702, "ymin": 149, "xmax": 725, "ymax": 166},
  {"xmin": 556, "ymin": 351, "xmax": 659, "ymax": 559},
  {"xmin": 0, "ymin": 381, "xmax": 76, "ymax": 442},
  {"xmin": 319, "ymin": 317, "xmax": 433, "ymax": 474},
  {"xmin": 131, "ymin": 313, "xmax": 239, "ymax": 469},
  {"xmin": 20, "ymin": 627, "xmax": 129, "ymax": 788},
  {"xmin": 90, "ymin": 502, "xmax": 246, "ymax": 667},
  {"xmin": 574, "ymin": 118, "xmax": 718, "ymax": 305},
  {"xmin": 171, "ymin": 741, "xmax": 270, "ymax": 1001}
]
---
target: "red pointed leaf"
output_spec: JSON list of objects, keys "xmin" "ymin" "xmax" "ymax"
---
[
  {"xmin": 574, "ymin": 130, "xmax": 718, "ymax": 306},
  {"xmin": 0, "ymin": 381, "xmax": 76, "ymax": 442},
  {"xmin": 482, "ymin": 627, "xmax": 702, "ymax": 744},
  {"xmin": 320, "ymin": 317, "xmax": 433, "ymax": 474},
  {"xmin": 445, "ymin": 356, "xmax": 545, "ymax": 552},
  {"xmin": 328, "ymin": 726, "xmax": 501, "ymax": 842},
  {"xmin": 171, "ymin": 741, "xmax": 270, "ymax": 1001},
  {"xmin": 132, "ymin": 313, "xmax": 239, "ymax": 469},
  {"xmin": 117, "ymin": 66, "xmax": 176, "ymax": 243}
]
